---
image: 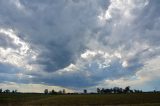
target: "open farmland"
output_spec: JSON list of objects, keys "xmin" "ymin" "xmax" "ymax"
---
[{"xmin": 0, "ymin": 93, "xmax": 160, "ymax": 106}]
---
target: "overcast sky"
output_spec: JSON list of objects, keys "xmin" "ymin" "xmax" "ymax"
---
[{"xmin": 0, "ymin": 0, "xmax": 160, "ymax": 92}]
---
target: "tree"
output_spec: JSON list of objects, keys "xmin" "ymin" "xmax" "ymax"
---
[
  {"xmin": 84, "ymin": 89, "xmax": 87, "ymax": 94},
  {"xmin": 0, "ymin": 88, "xmax": 2, "ymax": 93},
  {"xmin": 118, "ymin": 88, "xmax": 123, "ymax": 93},
  {"xmin": 124, "ymin": 86, "xmax": 130, "ymax": 93},
  {"xmin": 12, "ymin": 90, "xmax": 17, "ymax": 93},
  {"xmin": 58, "ymin": 90, "xmax": 62, "ymax": 94},
  {"xmin": 101, "ymin": 88, "xmax": 105, "ymax": 94},
  {"xmin": 63, "ymin": 89, "xmax": 66, "ymax": 94},
  {"xmin": 134, "ymin": 89, "xmax": 142, "ymax": 93},
  {"xmin": 4, "ymin": 89, "xmax": 10, "ymax": 93},
  {"xmin": 44, "ymin": 89, "xmax": 48, "ymax": 94},
  {"xmin": 51, "ymin": 89, "xmax": 56, "ymax": 94},
  {"xmin": 15, "ymin": 89, "xmax": 17, "ymax": 93},
  {"xmin": 97, "ymin": 88, "xmax": 101, "ymax": 94}
]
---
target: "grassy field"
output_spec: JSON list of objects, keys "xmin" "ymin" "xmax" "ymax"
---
[{"xmin": 0, "ymin": 93, "xmax": 160, "ymax": 106}]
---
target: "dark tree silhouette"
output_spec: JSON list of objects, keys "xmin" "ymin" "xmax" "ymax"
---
[
  {"xmin": 12, "ymin": 90, "xmax": 17, "ymax": 93},
  {"xmin": 50, "ymin": 89, "xmax": 56, "ymax": 94},
  {"xmin": 97, "ymin": 88, "xmax": 101, "ymax": 94},
  {"xmin": 44, "ymin": 89, "xmax": 48, "ymax": 94},
  {"xmin": 84, "ymin": 89, "xmax": 87, "ymax": 94},
  {"xmin": 63, "ymin": 89, "xmax": 66, "ymax": 94},
  {"xmin": 124, "ymin": 86, "xmax": 130, "ymax": 93},
  {"xmin": 134, "ymin": 89, "xmax": 143, "ymax": 93},
  {"xmin": 58, "ymin": 90, "xmax": 62, "ymax": 94},
  {"xmin": 0, "ymin": 88, "xmax": 2, "ymax": 93},
  {"xmin": 96, "ymin": 86, "xmax": 141, "ymax": 94},
  {"xmin": 4, "ymin": 89, "xmax": 10, "ymax": 93},
  {"xmin": 100, "ymin": 88, "xmax": 104, "ymax": 94}
]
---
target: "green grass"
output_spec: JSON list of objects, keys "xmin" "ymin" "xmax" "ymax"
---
[{"xmin": 0, "ymin": 93, "xmax": 160, "ymax": 106}]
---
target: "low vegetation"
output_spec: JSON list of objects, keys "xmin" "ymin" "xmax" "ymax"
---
[
  {"xmin": 0, "ymin": 87, "xmax": 160, "ymax": 106},
  {"xmin": 0, "ymin": 93, "xmax": 160, "ymax": 106}
]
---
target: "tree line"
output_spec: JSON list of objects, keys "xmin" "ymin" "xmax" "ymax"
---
[
  {"xmin": 44, "ymin": 89, "xmax": 66, "ymax": 95},
  {"xmin": 0, "ymin": 88, "xmax": 17, "ymax": 93},
  {"xmin": 44, "ymin": 86, "xmax": 156, "ymax": 95},
  {"xmin": 0, "ymin": 86, "xmax": 159, "ymax": 94},
  {"xmin": 96, "ymin": 86, "xmax": 143, "ymax": 94}
]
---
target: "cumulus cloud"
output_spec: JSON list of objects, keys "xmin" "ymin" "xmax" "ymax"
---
[{"xmin": 0, "ymin": 0, "xmax": 160, "ymax": 91}]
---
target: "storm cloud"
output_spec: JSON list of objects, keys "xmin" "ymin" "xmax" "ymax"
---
[{"xmin": 0, "ymin": 0, "xmax": 160, "ymax": 91}]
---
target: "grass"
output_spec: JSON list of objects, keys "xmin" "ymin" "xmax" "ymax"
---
[{"xmin": 0, "ymin": 93, "xmax": 160, "ymax": 106}]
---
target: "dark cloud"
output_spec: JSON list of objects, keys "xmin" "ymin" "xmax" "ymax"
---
[
  {"xmin": 0, "ymin": 0, "xmax": 103, "ymax": 72},
  {"xmin": 0, "ymin": 0, "xmax": 160, "ymax": 90},
  {"xmin": 0, "ymin": 63, "xmax": 20, "ymax": 74}
]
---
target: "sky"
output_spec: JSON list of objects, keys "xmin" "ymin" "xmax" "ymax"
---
[{"xmin": 0, "ymin": 0, "xmax": 160, "ymax": 93}]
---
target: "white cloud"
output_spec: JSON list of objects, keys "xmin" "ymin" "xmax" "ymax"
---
[
  {"xmin": 81, "ymin": 50, "xmax": 97, "ymax": 59},
  {"xmin": 122, "ymin": 61, "xmax": 128, "ymax": 68},
  {"xmin": 0, "ymin": 28, "xmax": 37, "ymax": 71}
]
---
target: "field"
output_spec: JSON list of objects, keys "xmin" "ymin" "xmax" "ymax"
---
[{"xmin": 0, "ymin": 93, "xmax": 160, "ymax": 106}]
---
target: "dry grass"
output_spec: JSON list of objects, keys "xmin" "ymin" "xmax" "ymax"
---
[{"xmin": 0, "ymin": 93, "xmax": 160, "ymax": 106}]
